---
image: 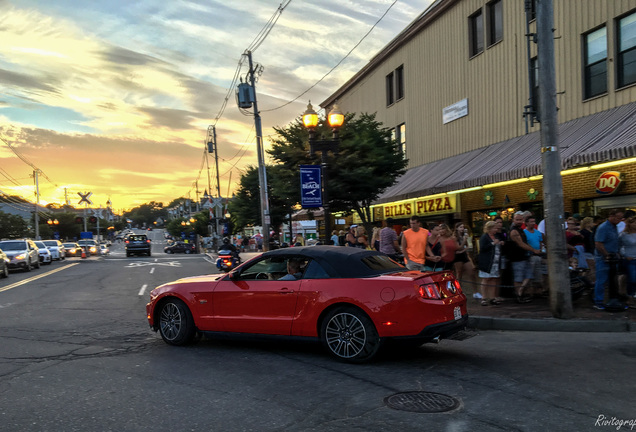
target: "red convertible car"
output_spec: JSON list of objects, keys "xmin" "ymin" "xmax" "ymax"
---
[{"xmin": 146, "ymin": 246, "xmax": 468, "ymax": 362}]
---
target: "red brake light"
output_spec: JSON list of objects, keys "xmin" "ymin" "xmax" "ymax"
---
[{"xmin": 417, "ymin": 283, "xmax": 441, "ymax": 299}]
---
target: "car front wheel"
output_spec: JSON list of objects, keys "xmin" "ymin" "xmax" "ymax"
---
[
  {"xmin": 321, "ymin": 306, "xmax": 381, "ymax": 363},
  {"xmin": 1, "ymin": 263, "xmax": 8, "ymax": 278},
  {"xmin": 158, "ymin": 299, "xmax": 197, "ymax": 346}
]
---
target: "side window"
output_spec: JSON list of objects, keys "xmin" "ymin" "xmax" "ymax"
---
[
  {"xmin": 487, "ymin": 0, "xmax": 503, "ymax": 46},
  {"xmin": 386, "ymin": 71, "xmax": 395, "ymax": 106},
  {"xmin": 469, "ymin": 9, "xmax": 484, "ymax": 57},
  {"xmin": 583, "ymin": 26, "xmax": 607, "ymax": 99},
  {"xmin": 239, "ymin": 257, "xmax": 308, "ymax": 280},
  {"xmin": 617, "ymin": 11, "xmax": 636, "ymax": 88}
]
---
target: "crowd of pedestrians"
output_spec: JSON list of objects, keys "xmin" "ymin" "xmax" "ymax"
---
[{"xmin": 281, "ymin": 207, "xmax": 635, "ymax": 312}]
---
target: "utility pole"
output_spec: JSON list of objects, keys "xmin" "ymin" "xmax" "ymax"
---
[
  {"xmin": 245, "ymin": 50, "xmax": 270, "ymax": 251},
  {"xmin": 33, "ymin": 169, "xmax": 40, "ymax": 240},
  {"xmin": 537, "ymin": 0, "xmax": 572, "ymax": 318}
]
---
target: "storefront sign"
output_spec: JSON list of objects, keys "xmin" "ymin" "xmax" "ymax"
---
[
  {"xmin": 300, "ymin": 165, "xmax": 322, "ymax": 207},
  {"xmin": 595, "ymin": 171, "xmax": 623, "ymax": 195},
  {"xmin": 376, "ymin": 195, "xmax": 457, "ymax": 220}
]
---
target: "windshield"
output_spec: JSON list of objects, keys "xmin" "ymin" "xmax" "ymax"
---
[
  {"xmin": 63, "ymin": 243, "xmax": 77, "ymax": 247},
  {"xmin": 42, "ymin": 241, "xmax": 58, "ymax": 247},
  {"xmin": 34, "ymin": 242, "xmax": 46, "ymax": 248},
  {"xmin": 0, "ymin": 241, "xmax": 27, "ymax": 251}
]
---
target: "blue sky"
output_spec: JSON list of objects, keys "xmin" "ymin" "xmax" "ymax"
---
[{"xmin": 0, "ymin": 0, "xmax": 433, "ymax": 211}]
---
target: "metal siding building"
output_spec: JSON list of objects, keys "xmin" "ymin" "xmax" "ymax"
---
[{"xmin": 321, "ymin": 0, "xmax": 636, "ymax": 223}]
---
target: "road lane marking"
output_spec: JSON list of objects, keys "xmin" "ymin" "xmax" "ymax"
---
[
  {"xmin": 138, "ymin": 284, "xmax": 148, "ymax": 296},
  {"xmin": 125, "ymin": 261, "xmax": 182, "ymax": 267},
  {"xmin": 149, "ymin": 267, "xmax": 155, "ymax": 274},
  {"xmin": 0, "ymin": 263, "xmax": 80, "ymax": 293}
]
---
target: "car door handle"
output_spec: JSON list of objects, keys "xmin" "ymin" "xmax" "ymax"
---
[{"xmin": 279, "ymin": 288, "xmax": 295, "ymax": 294}]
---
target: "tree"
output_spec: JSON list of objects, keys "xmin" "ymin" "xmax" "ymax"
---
[
  {"xmin": 228, "ymin": 165, "xmax": 295, "ymax": 234},
  {"xmin": 123, "ymin": 201, "xmax": 168, "ymax": 227},
  {"xmin": 0, "ymin": 211, "xmax": 30, "ymax": 239},
  {"xmin": 268, "ymin": 112, "xmax": 408, "ymax": 234}
]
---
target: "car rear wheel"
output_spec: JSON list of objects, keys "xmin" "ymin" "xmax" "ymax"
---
[
  {"xmin": 185, "ymin": 250, "xmax": 191, "ymax": 254},
  {"xmin": 321, "ymin": 307, "xmax": 381, "ymax": 363},
  {"xmin": 165, "ymin": 249, "xmax": 172, "ymax": 254},
  {"xmin": 158, "ymin": 299, "xmax": 197, "ymax": 346}
]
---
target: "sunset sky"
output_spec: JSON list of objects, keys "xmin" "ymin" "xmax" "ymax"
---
[{"xmin": 0, "ymin": 0, "xmax": 433, "ymax": 213}]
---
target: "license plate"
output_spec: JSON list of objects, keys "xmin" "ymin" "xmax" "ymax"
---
[{"xmin": 453, "ymin": 306, "xmax": 462, "ymax": 320}]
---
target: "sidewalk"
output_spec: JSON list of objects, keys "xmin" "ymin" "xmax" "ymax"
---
[{"xmin": 465, "ymin": 291, "xmax": 636, "ymax": 332}]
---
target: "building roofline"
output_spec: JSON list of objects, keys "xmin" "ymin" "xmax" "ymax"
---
[{"xmin": 321, "ymin": 0, "xmax": 456, "ymax": 108}]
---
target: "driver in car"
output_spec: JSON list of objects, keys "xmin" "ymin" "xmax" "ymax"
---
[{"xmin": 279, "ymin": 258, "xmax": 303, "ymax": 281}]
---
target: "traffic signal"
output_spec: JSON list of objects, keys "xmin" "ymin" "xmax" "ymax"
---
[
  {"xmin": 75, "ymin": 217, "xmax": 83, "ymax": 224},
  {"xmin": 89, "ymin": 216, "xmax": 98, "ymax": 223}
]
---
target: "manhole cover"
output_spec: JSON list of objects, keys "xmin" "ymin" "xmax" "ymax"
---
[{"xmin": 384, "ymin": 391, "xmax": 460, "ymax": 413}]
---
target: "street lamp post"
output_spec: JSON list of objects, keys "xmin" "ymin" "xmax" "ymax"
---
[{"xmin": 302, "ymin": 102, "xmax": 344, "ymax": 244}]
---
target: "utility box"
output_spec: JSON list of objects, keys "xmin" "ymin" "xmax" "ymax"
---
[{"xmin": 236, "ymin": 82, "xmax": 254, "ymax": 108}]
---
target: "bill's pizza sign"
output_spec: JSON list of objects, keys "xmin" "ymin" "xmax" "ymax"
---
[
  {"xmin": 595, "ymin": 171, "xmax": 623, "ymax": 195},
  {"xmin": 374, "ymin": 195, "xmax": 457, "ymax": 220}
]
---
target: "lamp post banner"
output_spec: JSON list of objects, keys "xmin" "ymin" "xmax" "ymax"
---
[{"xmin": 300, "ymin": 165, "xmax": 322, "ymax": 208}]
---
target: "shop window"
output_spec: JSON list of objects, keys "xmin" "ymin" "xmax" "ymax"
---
[
  {"xmin": 397, "ymin": 123, "xmax": 406, "ymax": 157},
  {"xmin": 487, "ymin": 0, "xmax": 503, "ymax": 46},
  {"xmin": 396, "ymin": 65, "xmax": 404, "ymax": 100},
  {"xmin": 583, "ymin": 26, "xmax": 607, "ymax": 99},
  {"xmin": 469, "ymin": 9, "xmax": 484, "ymax": 57},
  {"xmin": 617, "ymin": 11, "xmax": 636, "ymax": 88},
  {"xmin": 386, "ymin": 71, "xmax": 394, "ymax": 106}
]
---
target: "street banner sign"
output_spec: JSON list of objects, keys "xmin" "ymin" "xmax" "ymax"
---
[{"xmin": 300, "ymin": 165, "xmax": 322, "ymax": 208}]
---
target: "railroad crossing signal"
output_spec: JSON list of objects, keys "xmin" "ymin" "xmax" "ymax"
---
[{"xmin": 78, "ymin": 191, "xmax": 93, "ymax": 205}]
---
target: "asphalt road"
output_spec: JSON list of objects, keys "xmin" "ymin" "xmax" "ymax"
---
[{"xmin": 0, "ymin": 229, "xmax": 634, "ymax": 431}]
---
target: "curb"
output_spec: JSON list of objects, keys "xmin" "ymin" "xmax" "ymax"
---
[{"xmin": 468, "ymin": 316, "xmax": 636, "ymax": 332}]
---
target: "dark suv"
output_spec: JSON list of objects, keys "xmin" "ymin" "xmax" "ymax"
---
[
  {"xmin": 0, "ymin": 239, "xmax": 40, "ymax": 271},
  {"xmin": 125, "ymin": 234, "xmax": 151, "ymax": 257}
]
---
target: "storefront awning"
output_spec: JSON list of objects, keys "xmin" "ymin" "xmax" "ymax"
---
[{"xmin": 375, "ymin": 102, "xmax": 636, "ymax": 204}]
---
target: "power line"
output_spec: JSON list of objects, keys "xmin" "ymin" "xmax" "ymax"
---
[{"xmin": 262, "ymin": 0, "xmax": 399, "ymax": 112}]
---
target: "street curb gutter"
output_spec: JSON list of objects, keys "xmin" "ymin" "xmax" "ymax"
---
[{"xmin": 468, "ymin": 316, "xmax": 636, "ymax": 332}]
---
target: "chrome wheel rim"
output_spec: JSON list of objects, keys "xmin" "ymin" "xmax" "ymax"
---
[
  {"xmin": 325, "ymin": 313, "xmax": 367, "ymax": 358},
  {"xmin": 159, "ymin": 303, "xmax": 182, "ymax": 341}
]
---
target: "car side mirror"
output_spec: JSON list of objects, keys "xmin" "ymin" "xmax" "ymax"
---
[{"xmin": 228, "ymin": 271, "xmax": 239, "ymax": 281}]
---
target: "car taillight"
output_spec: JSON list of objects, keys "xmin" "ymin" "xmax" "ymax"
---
[
  {"xmin": 147, "ymin": 240, "xmax": 151, "ymax": 243},
  {"xmin": 417, "ymin": 283, "xmax": 441, "ymax": 299},
  {"xmin": 125, "ymin": 240, "xmax": 129, "ymax": 244},
  {"xmin": 453, "ymin": 279, "xmax": 462, "ymax": 294}
]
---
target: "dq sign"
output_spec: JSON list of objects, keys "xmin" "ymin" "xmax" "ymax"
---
[{"xmin": 595, "ymin": 171, "xmax": 623, "ymax": 195}]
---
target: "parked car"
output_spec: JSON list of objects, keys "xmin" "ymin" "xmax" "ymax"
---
[
  {"xmin": 77, "ymin": 239, "xmax": 98, "ymax": 255},
  {"xmin": 164, "ymin": 242, "xmax": 195, "ymax": 254},
  {"xmin": 42, "ymin": 240, "xmax": 65, "ymax": 260},
  {"xmin": 146, "ymin": 246, "xmax": 468, "ymax": 363},
  {"xmin": 62, "ymin": 242, "xmax": 82, "ymax": 257},
  {"xmin": 34, "ymin": 241, "xmax": 53, "ymax": 265},
  {"xmin": 0, "ymin": 248, "xmax": 9, "ymax": 278},
  {"xmin": 125, "ymin": 234, "xmax": 151, "ymax": 257},
  {"xmin": 0, "ymin": 239, "xmax": 40, "ymax": 272}
]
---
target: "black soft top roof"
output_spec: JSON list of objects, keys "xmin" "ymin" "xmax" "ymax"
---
[{"xmin": 261, "ymin": 246, "xmax": 403, "ymax": 278}]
